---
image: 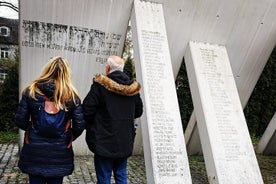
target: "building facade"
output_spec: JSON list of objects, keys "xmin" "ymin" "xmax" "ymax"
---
[
  {"xmin": 0, "ymin": 17, "xmax": 18, "ymax": 83},
  {"xmin": 0, "ymin": 17, "xmax": 18, "ymax": 59}
]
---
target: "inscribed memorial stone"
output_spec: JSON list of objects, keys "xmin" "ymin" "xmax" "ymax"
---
[
  {"xmin": 131, "ymin": 0, "xmax": 192, "ymax": 183},
  {"xmin": 185, "ymin": 41, "xmax": 263, "ymax": 184}
]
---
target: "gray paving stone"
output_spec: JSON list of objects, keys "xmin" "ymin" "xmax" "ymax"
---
[
  {"xmin": 0, "ymin": 143, "xmax": 216, "ymax": 184},
  {"xmin": 0, "ymin": 144, "xmax": 147, "ymax": 183}
]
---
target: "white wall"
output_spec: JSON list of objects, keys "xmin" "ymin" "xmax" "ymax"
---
[{"xmin": 19, "ymin": 0, "xmax": 133, "ymax": 155}]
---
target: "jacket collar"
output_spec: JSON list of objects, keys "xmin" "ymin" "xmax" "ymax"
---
[{"xmin": 93, "ymin": 74, "xmax": 141, "ymax": 96}]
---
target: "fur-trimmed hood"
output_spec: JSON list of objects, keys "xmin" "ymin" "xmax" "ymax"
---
[{"xmin": 93, "ymin": 74, "xmax": 141, "ymax": 96}]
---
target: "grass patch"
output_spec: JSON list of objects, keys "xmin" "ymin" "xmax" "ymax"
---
[
  {"xmin": 251, "ymin": 135, "xmax": 261, "ymax": 147},
  {"xmin": 0, "ymin": 131, "xmax": 18, "ymax": 143},
  {"xmin": 257, "ymin": 154, "xmax": 276, "ymax": 183}
]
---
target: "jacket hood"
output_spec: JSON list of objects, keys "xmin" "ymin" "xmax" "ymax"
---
[
  {"xmin": 93, "ymin": 74, "xmax": 141, "ymax": 96},
  {"xmin": 37, "ymin": 82, "xmax": 55, "ymax": 99},
  {"xmin": 107, "ymin": 71, "xmax": 133, "ymax": 85}
]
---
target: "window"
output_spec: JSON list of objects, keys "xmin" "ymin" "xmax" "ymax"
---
[
  {"xmin": 0, "ymin": 73, "xmax": 7, "ymax": 83},
  {"xmin": 0, "ymin": 48, "xmax": 9, "ymax": 58},
  {"xmin": 0, "ymin": 26, "xmax": 10, "ymax": 37}
]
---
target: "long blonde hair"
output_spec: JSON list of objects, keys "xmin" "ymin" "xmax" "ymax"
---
[{"xmin": 27, "ymin": 56, "xmax": 80, "ymax": 110}]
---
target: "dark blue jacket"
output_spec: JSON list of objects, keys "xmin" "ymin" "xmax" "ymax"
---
[
  {"xmin": 83, "ymin": 71, "xmax": 143, "ymax": 158},
  {"xmin": 14, "ymin": 82, "xmax": 85, "ymax": 177}
]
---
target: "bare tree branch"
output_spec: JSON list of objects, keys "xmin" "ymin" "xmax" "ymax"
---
[{"xmin": 0, "ymin": 1, "xmax": 19, "ymax": 12}]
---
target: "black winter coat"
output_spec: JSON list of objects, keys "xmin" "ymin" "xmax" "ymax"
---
[
  {"xmin": 83, "ymin": 71, "xmax": 143, "ymax": 158},
  {"xmin": 14, "ymin": 82, "xmax": 85, "ymax": 177}
]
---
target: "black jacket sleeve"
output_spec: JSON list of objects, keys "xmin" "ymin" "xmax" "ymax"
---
[
  {"xmin": 71, "ymin": 97, "xmax": 85, "ymax": 140},
  {"xmin": 14, "ymin": 91, "xmax": 31, "ymax": 131},
  {"xmin": 82, "ymin": 83, "xmax": 101, "ymax": 124},
  {"xmin": 134, "ymin": 94, "xmax": 143, "ymax": 119}
]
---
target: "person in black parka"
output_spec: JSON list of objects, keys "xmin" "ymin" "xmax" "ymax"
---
[
  {"xmin": 14, "ymin": 56, "xmax": 85, "ymax": 184},
  {"xmin": 83, "ymin": 55, "xmax": 143, "ymax": 184}
]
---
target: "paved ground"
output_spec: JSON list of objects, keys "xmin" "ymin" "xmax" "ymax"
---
[
  {"xmin": 0, "ymin": 143, "xmax": 147, "ymax": 184},
  {"xmin": 0, "ymin": 143, "xmax": 208, "ymax": 184},
  {"xmin": 0, "ymin": 143, "xmax": 275, "ymax": 183},
  {"xmin": 0, "ymin": 144, "xmax": 208, "ymax": 184}
]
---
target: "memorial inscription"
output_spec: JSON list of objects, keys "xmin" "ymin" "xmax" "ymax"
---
[
  {"xmin": 141, "ymin": 29, "xmax": 180, "ymax": 177},
  {"xmin": 21, "ymin": 20, "xmax": 121, "ymax": 63},
  {"xmin": 131, "ymin": 0, "xmax": 192, "ymax": 183},
  {"xmin": 185, "ymin": 41, "xmax": 263, "ymax": 183},
  {"xmin": 199, "ymin": 48, "xmax": 243, "ymax": 161}
]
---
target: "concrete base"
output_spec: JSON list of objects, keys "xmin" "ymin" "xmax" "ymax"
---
[
  {"xmin": 184, "ymin": 111, "xmax": 202, "ymax": 155},
  {"xmin": 257, "ymin": 113, "xmax": 276, "ymax": 155}
]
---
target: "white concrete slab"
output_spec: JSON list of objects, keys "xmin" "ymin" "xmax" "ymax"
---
[
  {"xmin": 18, "ymin": 0, "xmax": 276, "ymax": 158},
  {"xmin": 185, "ymin": 41, "xmax": 263, "ymax": 184},
  {"xmin": 19, "ymin": 0, "xmax": 133, "ymax": 155},
  {"xmin": 169, "ymin": 0, "xmax": 276, "ymax": 156},
  {"xmin": 131, "ymin": 0, "xmax": 192, "ymax": 183},
  {"xmin": 159, "ymin": 0, "xmax": 276, "ymax": 107},
  {"xmin": 184, "ymin": 111, "xmax": 202, "ymax": 155},
  {"xmin": 257, "ymin": 112, "xmax": 276, "ymax": 155},
  {"xmin": 132, "ymin": 118, "xmax": 143, "ymax": 155}
]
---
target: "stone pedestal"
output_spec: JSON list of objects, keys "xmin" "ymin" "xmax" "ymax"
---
[
  {"xmin": 131, "ymin": 0, "xmax": 192, "ymax": 183},
  {"xmin": 132, "ymin": 119, "xmax": 143, "ymax": 155},
  {"xmin": 184, "ymin": 112, "xmax": 202, "ymax": 155},
  {"xmin": 257, "ymin": 112, "xmax": 276, "ymax": 155},
  {"xmin": 185, "ymin": 41, "xmax": 263, "ymax": 184}
]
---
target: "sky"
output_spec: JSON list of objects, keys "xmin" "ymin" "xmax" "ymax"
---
[{"xmin": 0, "ymin": 0, "xmax": 19, "ymax": 19}]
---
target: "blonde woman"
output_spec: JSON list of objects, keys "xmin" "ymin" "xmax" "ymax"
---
[{"xmin": 15, "ymin": 56, "xmax": 85, "ymax": 184}]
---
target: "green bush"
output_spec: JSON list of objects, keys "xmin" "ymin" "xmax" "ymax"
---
[
  {"xmin": 244, "ymin": 47, "xmax": 276, "ymax": 137},
  {"xmin": 175, "ymin": 59, "xmax": 193, "ymax": 130},
  {"xmin": 0, "ymin": 54, "xmax": 19, "ymax": 132},
  {"xmin": 124, "ymin": 56, "xmax": 135, "ymax": 80}
]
